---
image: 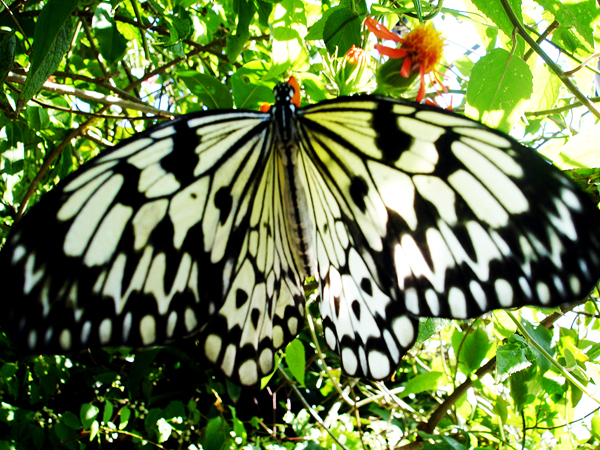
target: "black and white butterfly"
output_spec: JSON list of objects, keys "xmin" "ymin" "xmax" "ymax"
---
[{"xmin": 1, "ymin": 81, "xmax": 599, "ymax": 386}]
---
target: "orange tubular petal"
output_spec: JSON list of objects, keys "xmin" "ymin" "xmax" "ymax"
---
[
  {"xmin": 259, "ymin": 102, "xmax": 271, "ymax": 113},
  {"xmin": 374, "ymin": 44, "xmax": 406, "ymax": 59},
  {"xmin": 288, "ymin": 76, "xmax": 301, "ymax": 106},
  {"xmin": 415, "ymin": 66, "xmax": 426, "ymax": 102},
  {"xmin": 365, "ymin": 17, "xmax": 403, "ymax": 43},
  {"xmin": 400, "ymin": 57, "xmax": 412, "ymax": 77}
]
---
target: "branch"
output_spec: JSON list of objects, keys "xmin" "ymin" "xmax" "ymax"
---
[
  {"xmin": 498, "ymin": 0, "xmax": 600, "ymax": 121},
  {"xmin": 7, "ymin": 73, "xmax": 172, "ymax": 117},
  {"xmin": 416, "ymin": 300, "xmax": 590, "ymax": 436}
]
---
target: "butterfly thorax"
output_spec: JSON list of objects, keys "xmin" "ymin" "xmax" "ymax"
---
[{"xmin": 271, "ymin": 84, "xmax": 317, "ymax": 278}]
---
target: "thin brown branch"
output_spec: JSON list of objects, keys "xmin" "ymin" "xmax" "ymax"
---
[
  {"xmin": 523, "ymin": 20, "xmax": 559, "ymax": 62},
  {"xmin": 416, "ymin": 300, "xmax": 590, "ymax": 437},
  {"xmin": 498, "ymin": 0, "xmax": 600, "ymax": 120},
  {"xmin": 7, "ymin": 73, "xmax": 172, "ymax": 117}
]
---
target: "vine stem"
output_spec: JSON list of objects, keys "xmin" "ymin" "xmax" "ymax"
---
[
  {"xmin": 506, "ymin": 311, "xmax": 600, "ymax": 405},
  {"xmin": 498, "ymin": 0, "xmax": 600, "ymax": 121},
  {"xmin": 277, "ymin": 366, "xmax": 351, "ymax": 450}
]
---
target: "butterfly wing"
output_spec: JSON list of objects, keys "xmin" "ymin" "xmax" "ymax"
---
[
  {"xmin": 297, "ymin": 97, "xmax": 600, "ymax": 380},
  {"xmin": 0, "ymin": 111, "xmax": 305, "ymax": 386}
]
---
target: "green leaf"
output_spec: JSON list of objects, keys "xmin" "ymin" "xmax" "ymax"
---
[
  {"xmin": 17, "ymin": 0, "xmax": 78, "ymax": 112},
  {"xmin": 80, "ymin": 404, "xmax": 100, "ymax": 430},
  {"xmin": 522, "ymin": 320, "xmax": 553, "ymax": 375},
  {"xmin": 416, "ymin": 317, "xmax": 450, "ymax": 344},
  {"xmin": 92, "ymin": 3, "xmax": 128, "ymax": 65},
  {"xmin": 118, "ymin": 406, "xmax": 131, "ymax": 430},
  {"xmin": 400, "ymin": 372, "xmax": 444, "ymax": 398},
  {"xmin": 54, "ymin": 422, "xmax": 78, "ymax": 450},
  {"xmin": 462, "ymin": 327, "xmax": 492, "ymax": 373},
  {"xmin": 60, "ymin": 411, "xmax": 80, "ymax": 430},
  {"xmin": 466, "ymin": 48, "xmax": 533, "ymax": 133},
  {"xmin": 0, "ymin": 31, "xmax": 16, "ymax": 87},
  {"xmin": 540, "ymin": 123, "xmax": 600, "ymax": 170},
  {"xmin": 204, "ymin": 416, "xmax": 226, "ymax": 450},
  {"xmin": 592, "ymin": 413, "xmax": 600, "ymax": 439},
  {"xmin": 285, "ymin": 339, "xmax": 306, "ymax": 386},
  {"xmin": 226, "ymin": 0, "xmax": 256, "ymax": 61},
  {"xmin": 533, "ymin": 0, "xmax": 594, "ymax": 49},
  {"xmin": 493, "ymin": 310, "xmax": 517, "ymax": 339},
  {"xmin": 26, "ymin": 106, "xmax": 50, "ymax": 131},
  {"xmin": 305, "ymin": 8, "xmax": 336, "ymax": 41},
  {"xmin": 231, "ymin": 72, "xmax": 273, "ymax": 109},
  {"xmin": 229, "ymin": 406, "xmax": 247, "ymax": 444},
  {"xmin": 256, "ymin": 0, "xmax": 274, "ymax": 26},
  {"xmin": 127, "ymin": 348, "xmax": 160, "ymax": 398},
  {"xmin": 509, "ymin": 370, "xmax": 531, "ymax": 413},
  {"xmin": 323, "ymin": 8, "xmax": 361, "ymax": 56},
  {"xmin": 179, "ymin": 71, "xmax": 234, "ymax": 110},
  {"xmin": 470, "ymin": 0, "xmax": 522, "ymax": 39},
  {"xmin": 102, "ymin": 402, "xmax": 114, "ymax": 424},
  {"xmin": 496, "ymin": 334, "xmax": 535, "ymax": 383}
]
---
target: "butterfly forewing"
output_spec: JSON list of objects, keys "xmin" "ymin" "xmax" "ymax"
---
[{"xmin": 0, "ymin": 110, "xmax": 306, "ymax": 385}]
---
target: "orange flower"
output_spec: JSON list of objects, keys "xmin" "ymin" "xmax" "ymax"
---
[{"xmin": 366, "ymin": 18, "xmax": 445, "ymax": 102}]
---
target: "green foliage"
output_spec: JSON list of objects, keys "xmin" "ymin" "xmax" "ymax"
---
[{"xmin": 1, "ymin": 0, "xmax": 600, "ymax": 449}]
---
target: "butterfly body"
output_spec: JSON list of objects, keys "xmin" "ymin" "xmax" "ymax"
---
[{"xmin": 1, "ymin": 83, "xmax": 600, "ymax": 385}]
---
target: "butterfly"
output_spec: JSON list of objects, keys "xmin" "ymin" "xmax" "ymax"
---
[{"xmin": 1, "ymin": 79, "xmax": 599, "ymax": 386}]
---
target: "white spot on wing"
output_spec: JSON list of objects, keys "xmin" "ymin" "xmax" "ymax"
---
[
  {"xmin": 448, "ymin": 170, "xmax": 509, "ymax": 227},
  {"xmin": 414, "ymin": 175, "xmax": 458, "ymax": 225},
  {"xmin": 12, "ymin": 245, "xmax": 26, "ymax": 265},
  {"xmin": 140, "ymin": 315, "xmax": 156, "ymax": 345},
  {"xmin": 495, "ymin": 279, "xmax": 513, "ymax": 307},
  {"xmin": 452, "ymin": 141, "xmax": 528, "ymax": 214},
  {"xmin": 84, "ymin": 204, "xmax": 133, "ymax": 266},
  {"xmin": 58, "ymin": 171, "xmax": 112, "ymax": 221},
  {"xmin": 99, "ymin": 318, "xmax": 112, "ymax": 344},
  {"xmin": 63, "ymin": 174, "xmax": 124, "ymax": 257},
  {"xmin": 570, "ymin": 275, "xmax": 581, "ymax": 295},
  {"xmin": 368, "ymin": 351, "xmax": 390, "ymax": 379},
  {"xmin": 469, "ymin": 281, "xmax": 487, "ymax": 311},
  {"xmin": 23, "ymin": 253, "xmax": 44, "ymax": 295},
  {"xmin": 536, "ymin": 282, "xmax": 551, "ymax": 304},
  {"xmin": 60, "ymin": 329, "xmax": 71, "ymax": 350},
  {"xmin": 448, "ymin": 287, "xmax": 467, "ymax": 318},
  {"xmin": 167, "ymin": 311, "xmax": 177, "ymax": 338},
  {"xmin": 170, "ymin": 178, "xmax": 210, "ymax": 249},
  {"xmin": 460, "ymin": 136, "xmax": 523, "ymax": 177},
  {"xmin": 259, "ymin": 349, "xmax": 273, "ymax": 374},
  {"xmin": 342, "ymin": 348, "xmax": 358, "ymax": 376},
  {"xmin": 63, "ymin": 161, "xmax": 117, "ymax": 193},
  {"xmin": 98, "ymin": 138, "xmax": 153, "ymax": 162},
  {"xmin": 185, "ymin": 307, "xmax": 198, "ymax": 332},
  {"xmin": 204, "ymin": 334, "xmax": 222, "ymax": 363},
  {"xmin": 132, "ymin": 199, "xmax": 169, "ymax": 250},
  {"xmin": 392, "ymin": 316, "xmax": 414, "ymax": 348},
  {"xmin": 238, "ymin": 360, "xmax": 258, "ymax": 386},
  {"xmin": 127, "ymin": 139, "xmax": 173, "ymax": 169}
]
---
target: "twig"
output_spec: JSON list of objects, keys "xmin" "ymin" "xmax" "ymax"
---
[
  {"xmin": 7, "ymin": 73, "xmax": 172, "ymax": 117},
  {"xmin": 278, "ymin": 366, "xmax": 351, "ymax": 450},
  {"xmin": 498, "ymin": 0, "xmax": 600, "ymax": 120}
]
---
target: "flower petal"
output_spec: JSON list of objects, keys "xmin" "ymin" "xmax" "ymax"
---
[
  {"xmin": 365, "ymin": 18, "xmax": 403, "ymax": 43},
  {"xmin": 374, "ymin": 44, "xmax": 406, "ymax": 59}
]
